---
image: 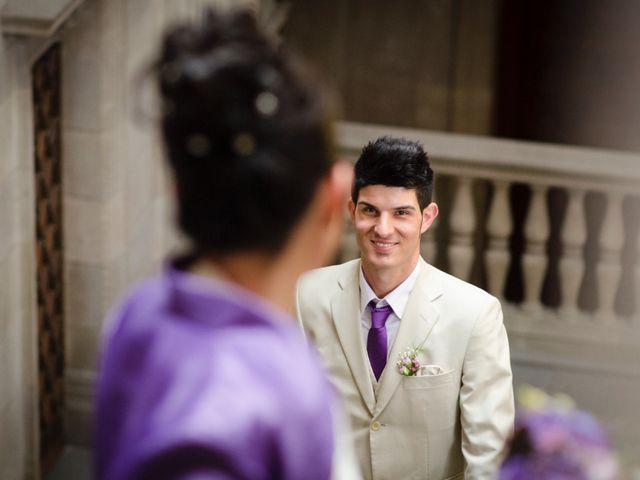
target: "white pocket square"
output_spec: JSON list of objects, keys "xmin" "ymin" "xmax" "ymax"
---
[{"xmin": 418, "ymin": 364, "xmax": 447, "ymax": 376}]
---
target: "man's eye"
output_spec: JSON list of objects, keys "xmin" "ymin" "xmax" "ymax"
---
[
  {"xmin": 396, "ymin": 210, "xmax": 409, "ymax": 216},
  {"xmin": 362, "ymin": 206, "xmax": 375, "ymax": 214}
]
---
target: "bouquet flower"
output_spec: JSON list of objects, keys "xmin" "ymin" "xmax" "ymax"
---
[{"xmin": 499, "ymin": 386, "xmax": 619, "ymax": 480}]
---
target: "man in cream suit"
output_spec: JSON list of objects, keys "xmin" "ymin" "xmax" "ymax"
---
[{"xmin": 296, "ymin": 136, "xmax": 514, "ymax": 480}]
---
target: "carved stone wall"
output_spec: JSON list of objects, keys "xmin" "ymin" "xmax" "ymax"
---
[
  {"xmin": 284, "ymin": 0, "xmax": 500, "ymax": 136},
  {"xmin": 0, "ymin": 17, "xmax": 39, "ymax": 480},
  {"xmin": 59, "ymin": 0, "xmax": 255, "ymax": 448},
  {"xmin": 32, "ymin": 42, "xmax": 64, "ymax": 476},
  {"xmin": 497, "ymin": 0, "xmax": 640, "ymax": 152}
]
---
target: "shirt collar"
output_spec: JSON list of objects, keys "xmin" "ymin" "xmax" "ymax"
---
[{"xmin": 358, "ymin": 260, "xmax": 422, "ymax": 319}]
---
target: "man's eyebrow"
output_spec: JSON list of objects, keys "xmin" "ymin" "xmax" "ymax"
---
[
  {"xmin": 357, "ymin": 201, "xmax": 416, "ymax": 211},
  {"xmin": 394, "ymin": 205, "xmax": 416, "ymax": 211},
  {"xmin": 357, "ymin": 201, "xmax": 378, "ymax": 209}
]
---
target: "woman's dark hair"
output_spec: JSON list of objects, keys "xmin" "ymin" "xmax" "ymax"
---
[
  {"xmin": 352, "ymin": 136, "xmax": 434, "ymax": 210},
  {"xmin": 154, "ymin": 8, "xmax": 334, "ymax": 255}
]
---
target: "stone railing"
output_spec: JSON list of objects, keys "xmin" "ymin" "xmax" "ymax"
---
[{"xmin": 336, "ymin": 122, "xmax": 640, "ymax": 389}]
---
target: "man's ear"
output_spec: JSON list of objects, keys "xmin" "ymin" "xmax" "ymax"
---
[{"xmin": 420, "ymin": 202, "xmax": 439, "ymax": 234}]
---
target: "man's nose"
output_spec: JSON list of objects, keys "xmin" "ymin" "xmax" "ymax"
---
[{"xmin": 374, "ymin": 214, "xmax": 393, "ymax": 237}]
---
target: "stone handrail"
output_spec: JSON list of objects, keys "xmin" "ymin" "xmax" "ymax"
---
[{"xmin": 337, "ymin": 121, "xmax": 640, "ymax": 192}]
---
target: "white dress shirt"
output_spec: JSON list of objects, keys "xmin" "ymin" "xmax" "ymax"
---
[{"xmin": 359, "ymin": 261, "xmax": 422, "ymax": 359}]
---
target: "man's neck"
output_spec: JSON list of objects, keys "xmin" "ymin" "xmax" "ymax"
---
[{"xmin": 361, "ymin": 257, "xmax": 420, "ymax": 299}]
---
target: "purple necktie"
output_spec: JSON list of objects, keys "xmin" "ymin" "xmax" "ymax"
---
[{"xmin": 367, "ymin": 302, "xmax": 393, "ymax": 381}]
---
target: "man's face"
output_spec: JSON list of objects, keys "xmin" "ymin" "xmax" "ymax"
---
[{"xmin": 349, "ymin": 185, "xmax": 437, "ymax": 277}]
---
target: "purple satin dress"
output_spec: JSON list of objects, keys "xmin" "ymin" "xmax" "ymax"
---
[{"xmin": 95, "ymin": 261, "xmax": 334, "ymax": 480}]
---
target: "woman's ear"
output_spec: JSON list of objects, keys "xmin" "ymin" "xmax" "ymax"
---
[
  {"xmin": 303, "ymin": 161, "xmax": 353, "ymax": 266},
  {"xmin": 326, "ymin": 162, "xmax": 354, "ymax": 220}
]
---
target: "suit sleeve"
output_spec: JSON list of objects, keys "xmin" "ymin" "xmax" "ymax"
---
[{"xmin": 459, "ymin": 297, "xmax": 514, "ymax": 479}]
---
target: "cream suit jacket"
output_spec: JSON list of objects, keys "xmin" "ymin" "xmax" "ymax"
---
[{"xmin": 296, "ymin": 258, "xmax": 514, "ymax": 480}]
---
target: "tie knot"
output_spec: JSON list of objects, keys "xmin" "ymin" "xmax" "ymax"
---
[{"xmin": 369, "ymin": 302, "xmax": 393, "ymax": 328}]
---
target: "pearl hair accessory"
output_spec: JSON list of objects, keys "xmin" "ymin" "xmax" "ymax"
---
[
  {"xmin": 255, "ymin": 91, "xmax": 279, "ymax": 117},
  {"xmin": 183, "ymin": 58, "xmax": 209, "ymax": 81},
  {"xmin": 186, "ymin": 134, "xmax": 211, "ymax": 158},
  {"xmin": 232, "ymin": 132, "xmax": 256, "ymax": 156}
]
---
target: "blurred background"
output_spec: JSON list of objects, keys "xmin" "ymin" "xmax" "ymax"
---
[{"xmin": 0, "ymin": 0, "xmax": 638, "ymax": 478}]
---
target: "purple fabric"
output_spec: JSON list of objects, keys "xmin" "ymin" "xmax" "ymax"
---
[
  {"xmin": 95, "ymin": 261, "xmax": 334, "ymax": 480},
  {"xmin": 367, "ymin": 302, "xmax": 393, "ymax": 380}
]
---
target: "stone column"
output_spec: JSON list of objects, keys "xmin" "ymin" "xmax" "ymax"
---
[{"xmin": 0, "ymin": 27, "xmax": 39, "ymax": 480}]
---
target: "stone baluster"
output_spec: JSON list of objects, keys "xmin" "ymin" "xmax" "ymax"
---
[
  {"xmin": 635, "ymin": 217, "xmax": 640, "ymax": 325},
  {"xmin": 522, "ymin": 184, "xmax": 549, "ymax": 311},
  {"xmin": 448, "ymin": 176, "xmax": 476, "ymax": 281},
  {"xmin": 485, "ymin": 180, "xmax": 512, "ymax": 298},
  {"xmin": 596, "ymin": 192, "xmax": 625, "ymax": 321},
  {"xmin": 421, "ymin": 189, "xmax": 438, "ymax": 264},
  {"xmin": 559, "ymin": 188, "xmax": 587, "ymax": 317}
]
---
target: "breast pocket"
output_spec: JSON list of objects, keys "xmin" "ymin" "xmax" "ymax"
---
[{"xmin": 403, "ymin": 369, "xmax": 458, "ymax": 431}]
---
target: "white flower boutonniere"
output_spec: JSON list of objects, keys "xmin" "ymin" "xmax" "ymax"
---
[
  {"xmin": 396, "ymin": 346, "xmax": 424, "ymax": 376},
  {"xmin": 396, "ymin": 335, "xmax": 429, "ymax": 377}
]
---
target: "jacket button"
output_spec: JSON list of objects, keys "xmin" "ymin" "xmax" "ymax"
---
[{"xmin": 371, "ymin": 421, "xmax": 381, "ymax": 431}]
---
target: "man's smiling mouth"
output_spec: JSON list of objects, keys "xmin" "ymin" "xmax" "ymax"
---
[{"xmin": 371, "ymin": 240, "xmax": 398, "ymax": 248}]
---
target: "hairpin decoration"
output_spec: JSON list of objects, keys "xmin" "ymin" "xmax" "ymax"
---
[
  {"xmin": 255, "ymin": 91, "xmax": 279, "ymax": 117},
  {"xmin": 183, "ymin": 58, "xmax": 209, "ymax": 81},
  {"xmin": 186, "ymin": 133, "xmax": 211, "ymax": 158},
  {"xmin": 232, "ymin": 132, "xmax": 256, "ymax": 156}
]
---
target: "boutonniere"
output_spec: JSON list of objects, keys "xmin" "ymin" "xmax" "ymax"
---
[{"xmin": 396, "ymin": 335, "xmax": 429, "ymax": 376}]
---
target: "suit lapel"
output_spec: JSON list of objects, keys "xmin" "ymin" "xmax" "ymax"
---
[
  {"xmin": 374, "ymin": 260, "xmax": 443, "ymax": 416},
  {"xmin": 331, "ymin": 261, "xmax": 376, "ymax": 415}
]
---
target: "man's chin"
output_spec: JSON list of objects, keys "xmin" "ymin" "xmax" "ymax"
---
[{"xmin": 362, "ymin": 253, "xmax": 396, "ymax": 269}]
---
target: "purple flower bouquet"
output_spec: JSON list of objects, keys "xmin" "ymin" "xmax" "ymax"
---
[{"xmin": 499, "ymin": 386, "xmax": 619, "ymax": 480}]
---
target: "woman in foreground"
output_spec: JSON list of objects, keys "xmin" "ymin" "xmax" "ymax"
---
[{"xmin": 94, "ymin": 8, "xmax": 353, "ymax": 480}]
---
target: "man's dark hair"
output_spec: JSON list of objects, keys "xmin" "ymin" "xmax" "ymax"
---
[
  {"xmin": 351, "ymin": 136, "xmax": 434, "ymax": 209},
  {"xmin": 154, "ymin": 8, "xmax": 333, "ymax": 255}
]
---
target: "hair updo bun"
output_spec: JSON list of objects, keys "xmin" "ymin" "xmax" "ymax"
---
[{"xmin": 153, "ymin": 8, "xmax": 334, "ymax": 255}]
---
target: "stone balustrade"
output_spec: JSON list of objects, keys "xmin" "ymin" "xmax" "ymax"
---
[
  {"xmin": 336, "ymin": 121, "xmax": 640, "ymax": 323},
  {"xmin": 336, "ymin": 122, "xmax": 640, "ymax": 451}
]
